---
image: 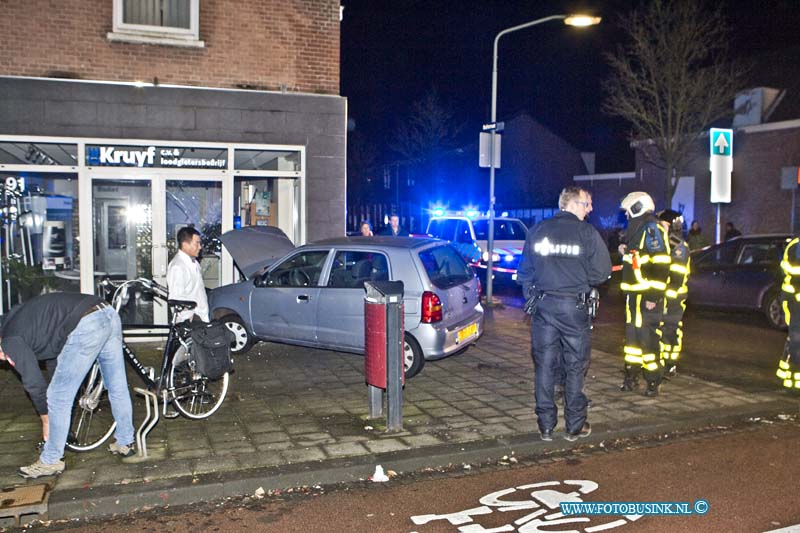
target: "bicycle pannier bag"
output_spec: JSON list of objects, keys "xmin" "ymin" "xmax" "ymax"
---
[{"xmin": 189, "ymin": 320, "xmax": 235, "ymax": 380}]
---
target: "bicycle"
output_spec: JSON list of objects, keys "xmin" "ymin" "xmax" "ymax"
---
[{"xmin": 66, "ymin": 278, "xmax": 231, "ymax": 452}]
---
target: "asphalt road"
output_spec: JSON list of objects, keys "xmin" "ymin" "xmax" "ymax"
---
[
  {"xmin": 495, "ymin": 284, "xmax": 788, "ymax": 393},
  {"xmin": 40, "ymin": 419, "xmax": 800, "ymax": 532}
]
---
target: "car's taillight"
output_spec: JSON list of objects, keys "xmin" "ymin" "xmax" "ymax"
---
[{"xmin": 421, "ymin": 291, "xmax": 443, "ymax": 323}]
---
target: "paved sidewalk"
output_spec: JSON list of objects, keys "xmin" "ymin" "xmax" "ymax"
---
[{"xmin": 0, "ymin": 303, "xmax": 795, "ymax": 522}]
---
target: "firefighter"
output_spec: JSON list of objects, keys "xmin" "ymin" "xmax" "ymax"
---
[
  {"xmin": 618, "ymin": 192, "xmax": 671, "ymax": 396},
  {"xmin": 658, "ymin": 209, "xmax": 690, "ymax": 377},
  {"xmin": 777, "ymin": 236, "xmax": 800, "ymax": 390}
]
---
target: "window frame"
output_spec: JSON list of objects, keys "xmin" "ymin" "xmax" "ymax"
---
[{"xmin": 108, "ymin": 0, "xmax": 204, "ymax": 48}]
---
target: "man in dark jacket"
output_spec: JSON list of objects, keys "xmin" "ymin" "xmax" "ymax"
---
[
  {"xmin": 380, "ymin": 214, "xmax": 409, "ymax": 236},
  {"xmin": 0, "ymin": 292, "xmax": 135, "ymax": 478},
  {"xmin": 517, "ymin": 186, "xmax": 612, "ymax": 442}
]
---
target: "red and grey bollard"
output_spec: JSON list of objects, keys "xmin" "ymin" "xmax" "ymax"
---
[{"xmin": 364, "ymin": 280, "xmax": 404, "ymax": 432}]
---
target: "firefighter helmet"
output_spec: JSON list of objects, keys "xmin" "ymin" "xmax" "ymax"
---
[{"xmin": 620, "ymin": 191, "xmax": 655, "ymax": 218}]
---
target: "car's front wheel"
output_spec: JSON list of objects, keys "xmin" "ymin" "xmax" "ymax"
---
[
  {"xmin": 763, "ymin": 290, "xmax": 787, "ymax": 330},
  {"xmin": 223, "ymin": 314, "xmax": 256, "ymax": 355},
  {"xmin": 403, "ymin": 334, "xmax": 425, "ymax": 379}
]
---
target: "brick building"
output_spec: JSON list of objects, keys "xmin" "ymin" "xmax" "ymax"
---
[
  {"xmin": 0, "ymin": 0, "xmax": 345, "ymax": 323},
  {"xmin": 575, "ymin": 86, "xmax": 800, "ymax": 243},
  {"xmin": 350, "ymin": 112, "xmax": 589, "ymax": 233}
]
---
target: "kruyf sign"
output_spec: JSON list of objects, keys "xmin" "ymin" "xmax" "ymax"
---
[{"xmin": 86, "ymin": 145, "xmax": 227, "ymax": 169}]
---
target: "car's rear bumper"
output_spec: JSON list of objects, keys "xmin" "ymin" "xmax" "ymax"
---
[{"xmin": 410, "ymin": 309, "xmax": 484, "ymax": 360}]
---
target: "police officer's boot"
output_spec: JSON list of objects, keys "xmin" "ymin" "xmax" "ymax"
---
[
  {"xmin": 619, "ymin": 366, "xmax": 640, "ymax": 392},
  {"xmin": 644, "ymin": 380, "xmax": 660, "ymax": 397}
]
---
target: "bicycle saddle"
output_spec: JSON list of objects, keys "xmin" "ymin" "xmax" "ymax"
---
[{"xmin": 168, "ymin": 299, "xmax": 197, "ymax": 311}]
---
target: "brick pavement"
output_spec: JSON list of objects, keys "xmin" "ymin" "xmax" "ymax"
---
[{"xmin": 0, "ymin": 303, "xmax": 794, "ymax": 522}]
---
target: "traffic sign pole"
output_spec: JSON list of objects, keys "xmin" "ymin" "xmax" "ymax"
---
[{"xmin": 709, "ymin": 128, "xmax": 733, "ymax": 243}]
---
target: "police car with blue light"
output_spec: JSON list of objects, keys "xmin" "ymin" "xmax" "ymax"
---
[{"xmin": 425, "ymin": 209, "xmax": 528, "ymax": 281}]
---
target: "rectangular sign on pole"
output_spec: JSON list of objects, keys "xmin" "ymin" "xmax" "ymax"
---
[
  {"xmin": 479, "ymin": 132, "xmax": 501, "ymax": 169},
  {"xmin": 709, "ymin": 128, "xmax": 733, "ymax": 203}
]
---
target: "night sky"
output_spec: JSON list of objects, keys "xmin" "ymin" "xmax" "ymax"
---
[{"xmin": 340, "ymin": 0, "xmax": 800, "ymax": 174}]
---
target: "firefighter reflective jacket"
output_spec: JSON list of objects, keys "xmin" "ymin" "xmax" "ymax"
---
[
  {"xmin": 666, "ymin": 238, "xmax": 690, "ymax": 300},
  {"xmin": 781, "ymin": 237, "xmax": 800, "ymax": 322},
  {"xmin": 621, "ymin": 213, "xmax": 671, "ymax": 296}
]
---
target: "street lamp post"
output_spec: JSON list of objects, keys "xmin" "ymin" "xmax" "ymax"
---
[{"xmin": 485, "ymin": 14, "xmax": 600, "ymax": 306}]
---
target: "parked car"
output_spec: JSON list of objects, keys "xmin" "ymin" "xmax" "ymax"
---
[
  {"xmin": 687, "ymin": 234, "xmax": 793, "ymax": 329},
  {"xmin": 209, "ymin": 232, "xmax": 484, "ymax": 378},
  {"xmin": 426, "ymin": 214, "xmax": 528, "ymax": 282}
]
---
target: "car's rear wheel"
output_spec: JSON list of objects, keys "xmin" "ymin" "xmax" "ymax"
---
[
  {"xmin": 403, "ymin": 334, "xmax": 425, "ymax": 379},
  {"xmin": 763, "ymin": 290, "xmax": 787, "ymax": 330},
  {"xmin": 223, "ymin": 314, "xmax": 255, "ymax": 355}
]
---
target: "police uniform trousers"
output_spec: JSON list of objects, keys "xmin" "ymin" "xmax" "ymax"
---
[
  {"xmin": 659, "ymin": 297, "xmax": 686, "ymax": 371},
  {"xmin": 778, "ymin": 298, "xmax": 800, "ymax": 389},
  {"xmin": 623, "ymin": 292, "xmax": 664, "ymax": 385},
  {"xmin": 531, "ymin": 293, "xmax": 591, "ymax": 435}
]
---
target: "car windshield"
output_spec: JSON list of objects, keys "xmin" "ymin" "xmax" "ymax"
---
[
  {"xmin": 472, "ymin": 219, "xmax": 527, "ymax": 240},
  {"xmin": 418, "ymin": 245, "xmax": 473, "ymax": 289}
]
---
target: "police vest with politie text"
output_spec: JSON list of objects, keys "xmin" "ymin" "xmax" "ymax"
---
[{"xmin": 518, "ymin": 210, "xmax": 611, "ymax": 310}]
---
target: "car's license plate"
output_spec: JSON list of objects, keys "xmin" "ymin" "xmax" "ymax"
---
[{"xmin": 457, "ymin": 322, "xmax": 478, "ymax": 343}]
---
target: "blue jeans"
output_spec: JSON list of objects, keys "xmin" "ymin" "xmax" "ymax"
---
[
  {"xmin": 41, "ymin": 306, "xmax": 134, "ymax": 464},
  {"xmin": 531, "ymin": 294, "xmax": 591, "ymax": 435}
]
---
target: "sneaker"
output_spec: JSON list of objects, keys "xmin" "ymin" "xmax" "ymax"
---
[
  {"xmin": 564, "ymin": 422, "xmax": 592, "ymax": 442},
  {"xmin": 108, "ymin": 441, "xmax": 136, "ymax": 458},
  {"xmin": 19, "ymin": 459, "xmax": 65, "ymax": 479},
  {"xmin": 540, "ymin": 430, "xmax": 553, "ymax": 442}
]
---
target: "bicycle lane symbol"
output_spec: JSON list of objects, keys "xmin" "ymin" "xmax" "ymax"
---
[{"xmin": 409, "ymin": 480, "xmax": 643, "ymax": 532}]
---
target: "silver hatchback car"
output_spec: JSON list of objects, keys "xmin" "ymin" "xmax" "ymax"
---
[{"xmin": 209, "ymin": 234, "xmax": 484, "ymax": 378}]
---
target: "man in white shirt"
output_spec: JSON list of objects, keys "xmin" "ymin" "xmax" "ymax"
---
[{"xmin": 166, "ymin": 227, "xmax": 209, "ymax": 323}]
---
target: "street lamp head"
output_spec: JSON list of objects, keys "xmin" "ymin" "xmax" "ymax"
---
[{"xmin": 564, "ymin": 14, "xmax": 602, "ymax": 27}]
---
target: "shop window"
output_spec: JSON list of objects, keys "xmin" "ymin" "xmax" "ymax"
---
[
  {"xmin": 0, "ymin": 173, "xmax": 81, "ymax": 312},
  {"xmin": 234, "ymin": 150, "xmax": 301, "ymax": 172},
  {"xmin": 108, "ymin": 0, "xmax": 204, "ymax": 48}
]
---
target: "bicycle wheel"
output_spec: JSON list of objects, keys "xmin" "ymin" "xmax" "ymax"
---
[
  {"xmin": 66, "ymin": 363, "xmax": 117, "ymax": 451},
  {"xmin": 168, "ymin": 344, "xmax": 229, "ymax": 419}
]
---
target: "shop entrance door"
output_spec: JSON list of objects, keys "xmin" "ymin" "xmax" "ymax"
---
[
  {"xmin": 90, "ymin": 175, "xmax": 227, "ymax": 328},
  {"xmin": 95, "ymin": 199, "xmax": 130, "ymax": 277}
]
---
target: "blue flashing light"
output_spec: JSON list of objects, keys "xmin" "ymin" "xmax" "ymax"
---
[
  {"xmin": 501, "ymin": 211, "xmax": 509, "ymax": 217},
  {"xmin": 432, "ymin": 207, "xmax": 446, "ymax": 217},
  {"xmin": 465, "ymin": 209, "xmax": 479, "ymax": 219},
  {"xmin": 504, "ymin": 254, "xmax": 514, "ymax": 262}
]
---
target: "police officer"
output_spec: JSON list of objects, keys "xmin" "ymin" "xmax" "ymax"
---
[
  {"xmin": 777, "ymin": 235, "xmax": 800, "ymax": 390},
  {"xmin": 658, "ymin": 209, "xmax": 690, "ymax": 377},
  {"xmin": 619, "ymin": 192, "xmax": 671, "ymax": 396},
  {"xmin": 517, "ymin": 186, "xmax": 611, "ymax": 442}
]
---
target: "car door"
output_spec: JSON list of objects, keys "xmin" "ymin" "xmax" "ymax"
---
[
  {"xmin": 316, "ymin": 249, "xmax": 391, "ymax": 351},
  {"xmin": 723, "ymin": 240, "xmax": 783, "ymax": 309},
  {"xmin": 250, "ymin": 249, "xmax": 331, "ymax": 344},
  {"xmin": 688, "ymin": 241, "xmax": 737, "ymax": 306}
]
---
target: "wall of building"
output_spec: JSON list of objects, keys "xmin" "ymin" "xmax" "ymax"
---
[
  {"xmin": 0, "ymin": 0, "xmax": 340, "ymax": 94},
  {"xmin": 636, "ymin": 123, "xmax": 800, "ymax": 238},
  {"xmin": 0, "ymin": 77, "xmax": 347, "ymax": 240}
]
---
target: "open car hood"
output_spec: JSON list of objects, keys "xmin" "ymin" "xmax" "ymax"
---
[{"xmin": 219, "ymin": 225, "xmax": 295, "ymax": 279}]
